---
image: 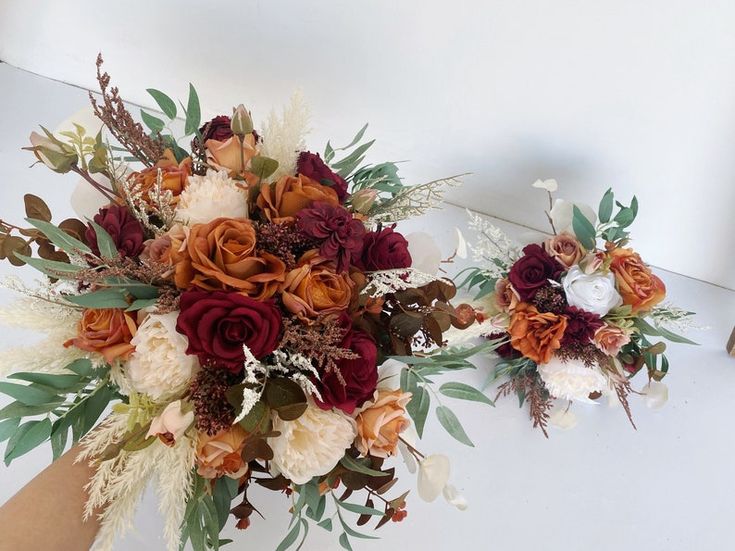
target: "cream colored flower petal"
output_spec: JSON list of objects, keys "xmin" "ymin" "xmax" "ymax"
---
[
  {"xmin": 454, "ymin": 227, "xmax": 468, "ymax": 259},
  {"xmin": 417, "ymin": 454, "xmax": 451, "ymax": 502},
  {"xmin": 641, "ymin": 381, "xmax": 669, "ymax": 410},
  {"xmin": 550, "ymin": 199, "xmax": 596, "ymax": 233},
  {"xmin": 406, "ymin": 232, "xmax": 442, "ymax": 275},
  {"xmin": 442, "ymin": 484, "xmax": 468, "ymax": 511},
  {"xmin": 532, "ymin": 178, "xmax": 558, "ymax": 192},
  {"xmin": 397, "ymin": 441, "xmax": 417, "ymax": 474},
  {"xmin": 548, "ymin": 404, "xmax": 578, "ymax": 430},
  {"xmin": 71, "ymin": 178, "xmax": 111, "ymax": 220}
]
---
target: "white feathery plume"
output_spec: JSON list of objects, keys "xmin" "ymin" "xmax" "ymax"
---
[
  {"xmin": 364, "ymin": 268, "xmax": 442, "ymax": 297},
  {"xmin": 0, "ymin": 294, "xmax": 87, "ymax": 377},
  {"xmin": 259, "ymin": 90, "xmax": 311, "ymax": 181},
  {"xmin": 155, "ymin": 436, "xmax": 197, "ymax": 551}
]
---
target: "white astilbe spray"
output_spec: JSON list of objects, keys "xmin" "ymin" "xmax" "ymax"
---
[
  {"xmin": 0, "ymin": 287, "xmax": 88, "ymax": 377},
  {"xmin": 259, "ymin": 90, "xmax": 310, "ymax": 181},
  {"xmin": 233, "ymin": 347, "xmax": 322, "ymax": 424},
  {"xmin": 369, "ymin": 175, "xmax": 464, "ymax": 223},
  {"xmin": 465, "ymin": 209, "xmax": 520, "ymax": 278},
  {"xmin": 364, "ymin": 268, "xmax": 442, "ymax": 298},
  {"xmin": 649, "ymin": 303, "xmax": 703, "ymax": 332},
  {"xmin": 155, "ymin": 436, "xmax": 196, "ymax": 551}
]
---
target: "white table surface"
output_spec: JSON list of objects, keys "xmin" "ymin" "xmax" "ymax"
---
[{"xmin": 0, "ymin": 62, "xmax": 734, "ymax": 551}]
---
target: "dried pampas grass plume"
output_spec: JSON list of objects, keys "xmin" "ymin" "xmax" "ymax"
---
[{"xmin": 259, "ymin": 90, "xmax": 311, "ymax": 181}]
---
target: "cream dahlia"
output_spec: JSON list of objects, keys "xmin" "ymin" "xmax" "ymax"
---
[
  {"xmin": 175, "ymin": 169, "xmax": 248, "ymax": 225},
  {"xmin": 268, "ymin": 403, "xmax": 356, "ymax": 485},
  {"xmin": 127, "ymin": 311, "xmax": 199, "ymax": 401},
  {"xmin": 537, "ymin": 355, "xmax": 608, "ymax": 403}
]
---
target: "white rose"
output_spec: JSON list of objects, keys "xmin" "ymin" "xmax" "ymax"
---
[
  {"xmin": 175, "ymin": 170, "xmax": 248, "ymax": 225},
  {"xmin": 127, "ymin": 312, "xmax": 199, "ymax": 401},
  {"xmin": 269, "ymin": 404, "xmax": 356, "ymax": 485},
  {"xmin": 537, "ymin": 356, "xmax": 608, "ymax": 403},
  {"xmin": 549, "ymin": 199, "xmax": 596, "ymax": 233},
  {"xmin": 562, "ymin": 266, "xmax": 622, "ymax": 317}
]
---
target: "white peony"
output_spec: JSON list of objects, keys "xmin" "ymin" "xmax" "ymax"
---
[
  {"xmin": 127, "ymin": 312, "xmax": 199, "ymax": 401},
  {"xmin": 269, "ymin": 404, "xmax": 356, "ymax": 485},
  {"xmin": 537, "ymin": 356, "xmax": 608, "ymax": 403},
  {"xmin": 549, "ymin": 199, "xmax": 596, "ymax": 233},
  {"xmin": 562, "ymin": 266, "xmax": 622, "ymax": 317},
  {"xmin": 175, "ymin": 170, "xmax": 248, "ymax": 225}
]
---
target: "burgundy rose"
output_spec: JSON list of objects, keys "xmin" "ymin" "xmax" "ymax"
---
[
  {"xmin": 357, "ymin": 225, "xmax": 412, "ymax": 271},
  {"xmin": 297, "ymin": 151, "xmax": 349, "ymax": 201},
  {"xmin": 315, "ymin": 328, "xmax": 379, "ymax": 414},
  {"xmin": 85, "ymin": 204, "xmax": 145, "ymax": 258},
  {"xmin": 561, "ymin": 306, "xmax": 604, "ymax": 346},
  {"xmin": 296, "ymin": 202, "xmax": 365, "ymax": 272},
  {"xmin": 507, "ymin": 244, "xmax": 563, "ymax": 301},
  {"xmin": 176, "ymin": 289, "xmax": 282, "ymax": 372},
  {"xmin": 199, "ymin": 115, "xmax": 233, "ymax": 142}
]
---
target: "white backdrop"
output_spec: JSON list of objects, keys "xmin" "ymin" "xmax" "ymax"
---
[{"xmin": 1, "ymin": 0, "xmax": 734, "ymax": 288}]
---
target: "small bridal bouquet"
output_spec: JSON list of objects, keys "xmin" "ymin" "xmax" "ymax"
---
[
  {"xmin": 0, "ymin": 56, "xmax": 483, "ymax": 550},
  {"xmin": 457, "ymin": 180, "xmax": 696, "ymax": 435}
]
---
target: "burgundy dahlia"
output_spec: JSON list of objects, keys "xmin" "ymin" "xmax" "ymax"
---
[
  {"xmin": 357, "ymin": 225, "xmax": 412, "ymax": 271},
  {"xmin": 85, "ymin": 204, "xmax": 145, "ymax": 258},
  {"xmin": 295, "ymin": 202, "xmax": 365, "ymax": 272},
  {"xmin": 561, "ymin": 306, "xmax": 604, "ymax": 346},
  {"xmin": 508, "ymin": 244, "xmax": 563, "ymax": 301},
  {"xmin": 176, "ymin": 289, "xmax": 282, "ymax": 372},
  {"xmin": 297, "ymin": 151, "xmax": 349, "ymax": 201},
  {"xmin": 199, "ymin": 115, "xmax": 233, "ymax": 142},
  {"xmin": 315, "ymin": 327, "xmax": 379, "ymax": 415}
]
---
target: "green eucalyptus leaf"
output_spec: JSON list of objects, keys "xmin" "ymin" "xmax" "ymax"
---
[
  {"xmin": 147, "ymin": 89, "xmax": 177, "ymax": 119},
  {"xmin": 88, "ymin": 221, "xmax": 118, "ymax": 259},
  {"xmin": 0, "ymin": 382, "xmax": 59, "ymax": 406},
  {"xmin": 275, "ymin": 519, "xmax": 301, "ymax": 551},
  {"xmin": 339, "ymin": 454, "xmax": 386, "ymax": 477},
  {"xmin": 337, "ymin": 500, "xmax": 383, "ymax": 516},
  {"xmin": 8, "ymin": 372, "xmax": 81, "ymax": 390},
  {"xmin": 4, "ymin": 418, "xmax": 52, "ymax": 464},
  {"xmin": 572, "ymin": 205, "xmax": 596, "ymax": 250},
  {"xmin": 250, "ymin": 156, "xmax": 279, "ymax": 180},
  {"xmin": 436, "ymin": 405, "xmax": 474, "ymax": 447},
  {"xmin": 14, "ymin": 253, "xmax": 82, "ymax": 277},
  {"xmin": 64, "ymin": 289, "xmax": 129, "ymax": 309},
  {"xmin": 439, "ymin": 382, "xmax": 494, "ymax": 406},
  {"xmin": 25, "ymin": 218, "xmax": 91, "ymax": 255},
  {"xmin": 141, "ymin": 110, "xmax": 165, "ymax": 133},
  {"xmin": 0, "ymin": 418, "xmax": 20, "ymax": 443},
  {"xmin": 406, "ymin": 386, "xmax": 430, "ymax": 437},
  {"xmin": 598, "ymin": 188, "xmax": 614, "ymax": 223},
  {"xmin": 184, "ymin": 84, "xmax": 201, "ymax": 136}
]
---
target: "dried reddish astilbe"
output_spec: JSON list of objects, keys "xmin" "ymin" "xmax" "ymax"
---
[
  {"xmin": 189, "ymin": 367, "xmax": 239, "ymax": 435},
  {"xmin": 532, "ymin": 285, "xmax": 567, "ymax": 314},
  {"xmin": 254, "ymin": 221, "xmax": 320, "ymax": 270},
  {"xmin": 279, "ymin": 316, "xmax": 358, "ymax": 383},
  {"xmin": 496, "ymin": 374, "xmax": 552, "ymax": 438},
  {"xmin": 90, "ymin": 54, "xmax": 164, "ymax": 167},
  {"xmin": 599, "ymin": 359, "xmax": 637, "ymax": 429}
]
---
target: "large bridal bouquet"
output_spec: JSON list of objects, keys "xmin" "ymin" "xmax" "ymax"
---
[
  {"xmin": 0, "ymin": 57, "xmax": 484, "ymax": 550},
  {"xmin": 458, "ymin": 180, "xmax": 696, "ymax": 435}
]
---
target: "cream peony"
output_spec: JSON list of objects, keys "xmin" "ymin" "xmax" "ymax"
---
[
  {"xmin": 269, "ymin": 403, "xmax": 356, "ymax": 485},
  {"xmin": 175, "ymin": 169, "xmax": 248, "ymax": 225},
  {"xmin": 562, "ymin": 266, "xmax": 622, "ymax": 317},
  {"xmin": 127, "ymin": 312, "xmax": 199, "ymax": 401},
  {"xmin": 537, "ymin": 356, "xmax": 607, "ymax": 403}
]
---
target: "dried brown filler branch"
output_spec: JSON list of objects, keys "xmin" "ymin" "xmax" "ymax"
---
[
  {"xmin": 89, "ymin": 54, "xmax": 164, "ymax": 167},
  {"xmin": 496, "ymin": 374, "xmax": 552, "ymax": 438}
]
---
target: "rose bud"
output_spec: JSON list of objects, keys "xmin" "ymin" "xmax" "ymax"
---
[
  {"xmin": 147, "ymin": 400, "xmax": 194, "ymax": 447},
  {"xmin": 26, "ymin": 129, "xmax": 78, "ymax": 173},
  {"xmin": 231, "ymin": 104, "xmax": 254, "ymax": 136},
  {"xmin": 351, "ymin": 188, "xmax": 378, "ymax": 214}
]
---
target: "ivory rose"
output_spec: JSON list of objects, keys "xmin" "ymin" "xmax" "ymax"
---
[
  {"xmin": 281, "ymin": 250, "xmax": 355, "ymax": 319},
  {"xmin": 147, "ymin": 400, "xmax": 194, "ymax": 447},
  {"xmin": 256, "ymin": 174, "xmax": 340, "ymax": 223},
  {"xmin": 173, "ymin": 217, "xmax": 285, "ymax": 299},
  {"xmin": 562, "ymin": 266, "xmax": 622, "ymax": 317},
  {"xmin": 508, "ymin": 303, "xmax": 567, "ymax": 364},
  {"xmin": 608, "ymin": 247, "xmax": 666, "ymax": 313},
  {"xmin": 544, "ymin": 232, "xmax": 586, "ymax": 268},
  {"xmin": 195, "ymin": 425, "xmax": 249, "ymax": 479},
  {"xmin": 355, "ymin": 389, "xmax": 412, "ymax": 458},
  {"xmin": 64, "ymin": 308, "xmax": 137, "ymax": 363},
  {"xmin": 593, "ymin": 323, "xmax": 632, "ymax": 356}
]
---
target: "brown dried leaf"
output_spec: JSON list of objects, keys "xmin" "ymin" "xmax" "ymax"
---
[
  {"xmin": 241, "ymin": 437, "xmax": 274, "ymax": 463},
  {"xmin": 3, "ymin": 236, "xmax": 30, "ymax": 266},
  {"xmin": 24, "ymin": 194, "xmax": 52, "ymax": 222},
  {"xmin": 59, "ymin": 218, "xmax": 88, "ymax": 242},
  {"xmin": 390, "ymin": 312, "xmax": 424, "ymax": 339}
]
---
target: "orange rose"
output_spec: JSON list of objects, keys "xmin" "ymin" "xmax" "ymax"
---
[
  {"xmin": 544, "ymin": 232, "xmax": 586, "ymax": 268},
  {"xmin": 205, "ymin": 134, "xmax": 259, "ymax": 181},
  {"xmin": 195, "ymin": 425, "xmax": 249, "ymax": 479},
  {"xmin": 355, "ymin": 389, "xmax": 412, "ymax": 458},
  {"xmin": 508, "ymin": 302, "xmax": 568, "ymax": 364},
  {"xmin": 141, "ymin": 223, "xmax": 187, "ymax": 277},
  {"xmin": 256, "ymin": 174, "xmax": 340, "ymax": 223},
  {"xmin": 281, "ymin": 250, "xmax": 355, "ymax": 319},
  {"xmin": 173, "ymin": 217, "xmax": 285, "ymax": 299},
  {"xmin": 64, "ymin": 308, "xmax": 137, "ymax": 363},
  {"xmin": 608, "ymin": 248, "xmax": 666, "ymax": 313},
  {"xmin": 128, "ymin": 149, "xmax": 192, "ymax": 204}
]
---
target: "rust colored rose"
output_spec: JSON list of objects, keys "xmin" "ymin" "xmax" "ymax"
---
[
  {"xmin": 128, "ymin": 149, "xmax": 192, "ymax": 204},
  {"xmin": 355, "ymin": 389, "xmax": 412, "ymax": 458},
  {"xmin": 141, "ymin": 223, "xmax": 187, "ymax": 277},
  {"xmin": 195, "ymin": 425, "xmax": 249, "ymax": 479},
  {"xmin": 608, "ymin": 247, "xmax": 666, "ymax": 313},
  {"xmin": 205, "ymin": 134, "xmax": 258, "ymax": 180},
  {"xmin": 544, "ymin": 232, "xmax": 586, "ymax": 268},
  {"xmin": 508, "ymin": 302, "xmax": 568, "ymax": 364},
  {"xmin": 64, "ymin": 308, "xmax": 137, "ymax": 363},
  {"xmin": 593, "ymin": 323, "xmax": 631, "ymax": 356},
  {"xmin": 173, "ymin": 217, "xmax": 285, "ymax": 300},
  {"xmin": 256, "ymin": 174, "xmax": 340, "ymax": 223},
  {"xmin": 281, "ymin": 250, "xmax": 355, "ymax": 319}
]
